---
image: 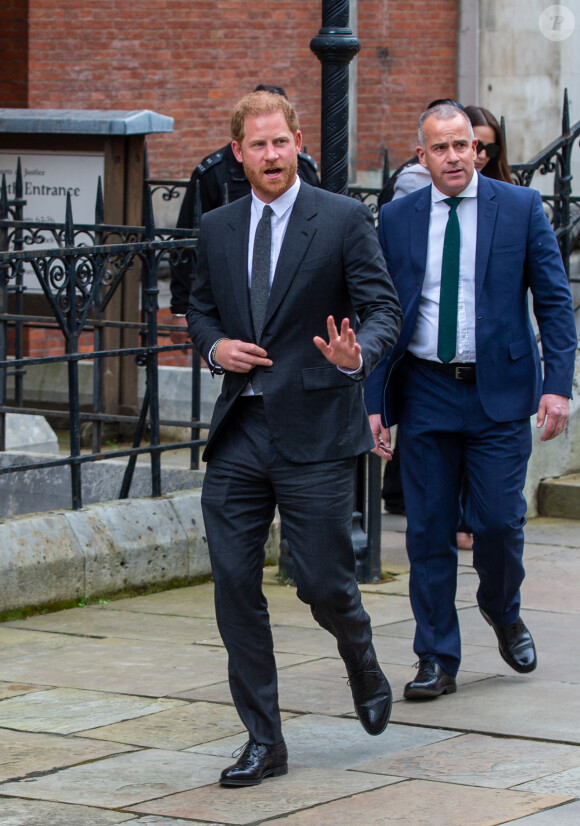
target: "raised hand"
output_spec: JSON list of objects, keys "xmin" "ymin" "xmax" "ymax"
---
[{"xmin": 313, "ymin": 316, "xmax": 362, "ymax": 371}]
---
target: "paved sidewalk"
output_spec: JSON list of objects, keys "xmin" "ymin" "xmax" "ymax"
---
[{"xmin": 0, "ymin": 514, "xmax": 578, "ymax": 825}]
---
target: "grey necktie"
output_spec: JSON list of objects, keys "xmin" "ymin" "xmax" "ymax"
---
[{"xmin": 250, "ymin": 204, "xmax": 273, "ymax": 392}]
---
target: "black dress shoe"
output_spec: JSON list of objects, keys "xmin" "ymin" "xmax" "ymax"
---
[
  {"xmin": 480, "ymin": 608, "xmax": 537, "ymax": 673},
  {"xmin": 404, "ymin": 660, "xmax": 457, "ymax": 699},
  {"xmin": 347, "ymin": 645, "xmax": 392, "ymax": 735},
  {"xmin": 219, "ymin": 738, "xmax": 288, "ymax": 787}
]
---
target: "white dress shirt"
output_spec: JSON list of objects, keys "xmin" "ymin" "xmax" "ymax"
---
[
  {"xmin": 408, "ymin": 171, "xmax": 478, "ymax": 363},
  {"xmin": 247, "ymin": 177, "xmax": 301, "ymax": 288}
]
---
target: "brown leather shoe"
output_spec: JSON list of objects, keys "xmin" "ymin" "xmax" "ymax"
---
[
  {"xmin": 347, "ymin": 645, "xmax": 392, "ymax": 735},
  {"xmin": 480, "ymin": 608, "xmax": 537, "ymax": 673},
  {"xmin": 219, "ymin": 738, "xmax": 288, "ymax": 786},
  {"xmin": 404, "ymin": 660, "xmax": 457, "ymax": 699}
]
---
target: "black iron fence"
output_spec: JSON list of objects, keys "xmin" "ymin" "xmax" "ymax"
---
[
  {"xmin": 509, "ymin": 91, "xmax": 580, "ymax": 285},
  {"xmin": 0, "ymin": 165, "xmax": 205, "ymax": 512},
  {"xmin": 2, "ymin": 92, "xmax": 579, "ymax": 581}
]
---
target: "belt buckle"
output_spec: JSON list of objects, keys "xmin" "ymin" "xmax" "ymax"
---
[{"xmin": 454, "ymin": 365, "xmax": 471, "ymax": 381}]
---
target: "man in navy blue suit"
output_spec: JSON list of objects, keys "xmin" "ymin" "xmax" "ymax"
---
[{"xmin": 365, "ymin": 101, "xmax": 577, "ymax": 699}]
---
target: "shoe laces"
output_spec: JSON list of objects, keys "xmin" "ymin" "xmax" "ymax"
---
[{"xmin": 232, "ymin": 739, "xmax": 252, "ymax": 759}]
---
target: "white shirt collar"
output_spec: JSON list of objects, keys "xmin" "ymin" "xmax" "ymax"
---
[
  {"xmin": 251, "ymin": 176, "xmax": 301, "ymax": 218},
  {"xmin": 431, "ymin": 170, "xmax": 478, "ymax": 203}
]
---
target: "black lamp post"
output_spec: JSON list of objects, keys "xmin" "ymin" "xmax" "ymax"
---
[{"xmin": 310, "ymin": 0, "xmax": 361, "ymax": 194}]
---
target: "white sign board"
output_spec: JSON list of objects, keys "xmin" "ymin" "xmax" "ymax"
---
[
  {"xmin": 0, "ymin": 150, "xmax": 105, "ymax": 291},
  {"xmin": 0, "ymin": 150, "xmax": 104, "ymax": 223}
]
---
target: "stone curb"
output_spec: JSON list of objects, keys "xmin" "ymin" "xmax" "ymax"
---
[{"xmin": 0, "ymin": 490, "xmax": 280, "ymax": 614}]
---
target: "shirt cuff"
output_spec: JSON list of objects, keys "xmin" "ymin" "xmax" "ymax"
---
[{"xmin": 338, "ymin": 354, "xmax": 363, "ymax": 378}]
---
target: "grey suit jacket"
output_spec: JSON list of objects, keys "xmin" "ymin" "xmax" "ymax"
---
[{"xmin": 187, "ymin": 182, "xmax": 402, "ymax": 463}]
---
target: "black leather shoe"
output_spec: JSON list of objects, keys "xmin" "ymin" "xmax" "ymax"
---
[
  {"xmin": 404, "ymin": 660, "xmax": 457, "ymax": 699},
  {"xmin": 347, "ymin": 645, "xmax": 392, "ymax": 735},
  {"xmin": 480, "ymin": 608, "xmax": 537, "ymax": 673},
  {"xmin": 219, "ymin": 738, "xmax": 288, "ymax": 787}
]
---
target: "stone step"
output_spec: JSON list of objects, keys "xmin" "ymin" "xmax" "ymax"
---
[{"xmin": 537, "ymin": 473, "xmax": 580, "ymax": 520}]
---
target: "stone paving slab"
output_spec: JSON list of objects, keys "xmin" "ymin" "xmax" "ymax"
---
[
  {"xmin": 127, "ymin": 766, "xmax": 398, "ymax": 824},
  {"xmin": 0, "ymin": 637, "xmax": 305, "ymax": 697},
  {"xmin": 270, "ymin": 584, "xmax": 416, "ymax": 629},
  {"xmin": 7, "ymin": 605, "xmax": 220, "ymax": 644},
  {"xmin": 261, "ymin": 780, "xmax": 571, "ymax": 825},
  {"xmin": 176, "ymin": 658, "xmax": 357, "ymax": 716},
  {"xmin": 0, "ymin": 626, "xmax": 74, "ymax": 648},
  {"xmin": 0, "ymin": 728, "xmax": 135, "ymax": 782},
  {"xmin": 507, "ymin": 800, "xmax": 580, "ymax": 823},
  {"xmin": 353, "ymin": 731, "xmax": 580, "ymax": 788},
  {"xmin": 0, "ymin": 680, "xmax": 45, "ymax": 700},
  {"xmin": 0, "ymin": 750, "xmax": 227, "ymax": 808},
  {"xmin": 130, "ymin": 818, "xmax": 223, "ymax": 826},
  {"xmin": 80, "ymin": 701, "xmax": 294, "ymax": 750},
  {"xmin": 0, "ymin": 688, "xmax": 184, "ymax": 734},
  {"xmin": 0, "ymin": 799, "xmax": 135, "ymax": 826},
  {"xmin": 204, "ymin": 622, "xmax": 421, "ymax": 666},
  {"xmin": 188, "ymin": 714, "xmax": 461, "ymax": 770},
  {"xmin": 460, "ymin": 609, "xmax": 580, "ymax": 681},
  {"xmin": 101, "ymin": 582, "xmax": 217, "ymax": 618},
  {"xmin": 391, "ymin": 676, "xmax": 580, "ymax": 743},
  {"xmin": 524, "ymin": 518, "xmax": 580, "ymax": 548},
  {"xmin": 517, "ymin": 546, "xmax": 580, "ymax": 614},
  {"xmin": 178, "ymin": 658, "xmax": 490, "ymax": 716},
  {"xmin": 373, "ymin": 604, "xmax": 577, "ymax": 681},
  {"xmin": 515, "ymin": 765, "xmax": 580, "ymax": 797},
  {"xmin": 199, "ymin": 625, "xmax": 334, "ymax": 659}
]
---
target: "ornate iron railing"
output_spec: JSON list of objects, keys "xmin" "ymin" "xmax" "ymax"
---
[
  {"xmin": 0, "ymin": 166, "xmax": 204, "ymax": 512},
  {"xmin": 509, "ymin": 90, "xmax": 580, "ymax": 283}
]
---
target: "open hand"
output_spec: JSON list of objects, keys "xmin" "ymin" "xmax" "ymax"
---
[{"xmin": 313, "ymin": 316, "xmax": 362, "ymax": 371}]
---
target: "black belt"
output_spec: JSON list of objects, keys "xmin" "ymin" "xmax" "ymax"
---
[{"xmin": 409, "ymin": 354, "xmax": 476, "ymax": 383}]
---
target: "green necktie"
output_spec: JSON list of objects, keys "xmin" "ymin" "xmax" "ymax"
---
[{"xmin": 437, "ymin": 196, "xmax": 464, "ymax": 364}]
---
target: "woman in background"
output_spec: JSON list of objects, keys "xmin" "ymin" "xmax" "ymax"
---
[{"xmin": 464, "ymin": 105, "xmax": 513, "ymax": 183}]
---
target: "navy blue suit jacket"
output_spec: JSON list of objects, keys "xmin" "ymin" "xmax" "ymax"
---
[{"xmin": 364, "ymin": 174, "xmax": 577, "ymax": 427}]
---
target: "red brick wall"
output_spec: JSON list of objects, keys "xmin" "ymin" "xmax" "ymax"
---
[
  {"xmin": 1, "ymin": 0, "xmax": 458, "ymax": 365},
  {"xmin": 0, "ymin": 0, "xmax": 29, "ymax": 107},
  {"xmin": 20, "ymin": 0, "xmax": 457, "ymax": 178},
  {"xmin": 25, "ymin": 0, "xmax": 322, "ymax": 178},
  {"xmin": 357, "ymin": 0, "xmax": 458, "ymax": 174}
]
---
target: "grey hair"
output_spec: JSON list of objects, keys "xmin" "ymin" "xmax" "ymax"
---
[{"xmin": 418, "ymin": 103, "xmax": 474, "ymax": 148}]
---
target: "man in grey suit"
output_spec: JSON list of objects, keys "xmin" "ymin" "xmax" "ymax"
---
[{"xmin": 187, "ymin": 90, "xmax": 402, "ymax": 786}]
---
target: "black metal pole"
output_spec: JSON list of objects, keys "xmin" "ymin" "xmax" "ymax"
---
[
  {"xmin": 64, "ymin": 195, "xmax": 83, "ymax": 510},
  {"xmin": 310, "ymin": 0, "xmax": 361, "ymax": 194}
]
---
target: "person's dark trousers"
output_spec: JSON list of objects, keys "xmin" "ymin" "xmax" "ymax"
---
[
  {"xmin": 201, "ymin": 396, "xmax": 373, "ymax": 745},
  {"xmin": 396, "ymin": 356, "xmax": 531, "ymax": 677}
]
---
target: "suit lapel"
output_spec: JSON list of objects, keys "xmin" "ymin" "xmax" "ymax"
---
[
  {"xmin": 263, "ymin": 183, "xmax": 318, "ymax": 329},
  {"xmin": 223, "ymin": 196, "xmax": 253, "ymax": 338},
  {"xmin": 475, "ymin": 175, "xmax": 498, "ymax": 301},
  {"xmin": 409, "ymin": 187, "xmax": 431, "ymax": 304}
]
